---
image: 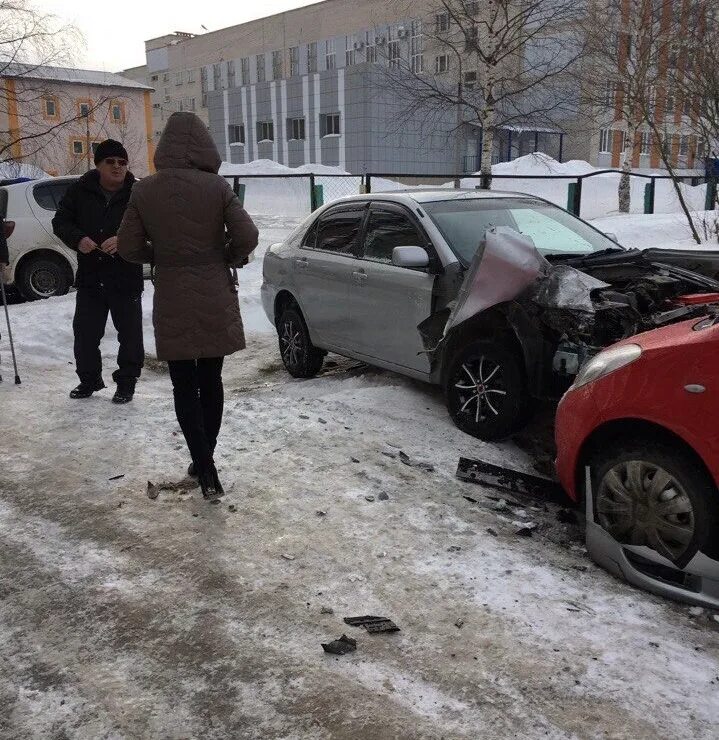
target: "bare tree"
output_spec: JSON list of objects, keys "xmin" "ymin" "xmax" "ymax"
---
[
  {"xmin": 383, "ymin": 0, "xmax": 586, "ymax": 187},
  {"xmin": 0, "ymin": 0, "xmax": 109, "ymax": 169}
]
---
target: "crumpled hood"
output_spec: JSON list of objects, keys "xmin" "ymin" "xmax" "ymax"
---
[{"xmin": 153, "ymin": 112, "xmax": 222, "ymax": 173}]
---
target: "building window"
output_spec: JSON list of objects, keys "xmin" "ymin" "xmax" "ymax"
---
[
  {"xmin": 325, "ymin": 39, "xmax": 336, "ymax": 70},
  {"xmin": 640, "ymin": 131, "xmax": 651, "ymax": 155},
  {"xmin": 289, "ymin": 46, "xmax": 300, "ymax": 76},
  {"xmin": 435, "ymin": 54, "xmax": 449, "ymax": 74},
  {"xmin": 200, "ymin": 67, "xmax": 208, "ymax": 107},
  {"xmin": 463, "ymin": 71, "xmax": 477, "ymax": 90},
  {"xmin": 288, "ymin": 117, "xmax": 306, "ymax": 140},
  {"xmin": 256, "ymin": 54, "xmax": 266, "ymax": 83},
  {"xmin": 151, "ymin": 74, "xmax": 158, "ymax": 82},
  {"xmin": 228, "ymin": 124, "xmax": 245, "ymax": 145},
  {"xmin": 213, "ymin": 63, "xmax": 221, "ymax": 90},
  {"xmin": 91, "ymin": 142, "xmax": 100, "ymax": 157},
  {"xmin": 665, "ymin": 91, "xmax": 675, "ymax": 114},
  {"xmin": 679, "ymin": 134, "xmax": 690, "ymax": 156},
  {"xmin": 345, "ymin": 36, "xmax": 356, "ymax": 66},
  {"xmin": 599, "ymin": 128, "xmax": 613, "ymax": 153},
  {"xmin": 72, "ymin": 139, "xmax": 85, "ymax": 155},
  {"xmin": 163, "ymin": 73, "xmax": 169, "ymax": 83},
  {"xmin": 240, "ymin": 58, "xmax": 249, "ymax": 86},
  {"xmin": 410, "ymin": 21, "xmax": 423, "ymax": 74},
  {"xmin": 603, "ymin": 81, "xmax": 616, "ymax": 108},
  {"xmin": 320, "ymin": 113, "xmax": 340, "ymax": 137},
  {"xmin": 436, "ymin": 12, "xmax": 450, "ymax": 33},
  {"xmin": 272, "ymin": 50, "xmax": 283, "ymax": 80},
  {"xmin": 175, "ymin": 72, "xmax": 183, "ymax": 86},
  {"xmin": 43, "ymin": 96, "xmax": 59, "ymax": 120},
  {"xmin": 365, "ymin": 32, "xmax": 377, "ymax": 63},
  {"xmin": 697, "ymin": 140, "xmax": 705, "ymax": 160},
  {"xmin": 226, "ymin": 60, "xmax": 236, "ymax": 88},
  {"xmin": 257, "ymin": 120, "xmax": 274, "ymax": 142},
  {"xmin": 110, "ymin": 101, "xmax": 126, "ymax": 124},
  {"xmin": 308, "ymin": 42, "xmax": 318, "ymax": 73},
  {"xmin": 77, "ymin": 100, "xmax": 93, "ymax": 120},
  {"xmin": 387, "ymin": 29, "xmax": 401, "ymax": 69},
  {"xmin": 187, "ymin": 69, "xmax": 196, "ymax": 84}
]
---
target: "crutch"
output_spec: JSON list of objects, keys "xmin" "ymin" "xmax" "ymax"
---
[{"xmin": 0, "ymin": 278, "xmax": 20, "ymax": 384}]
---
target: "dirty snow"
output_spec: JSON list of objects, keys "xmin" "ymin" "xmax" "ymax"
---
[{"xmin": 1, "ymin": 212, "xmax": 719, "ymax": 738}]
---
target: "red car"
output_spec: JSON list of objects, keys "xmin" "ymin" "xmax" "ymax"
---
[{"xmin": 555, "ymin": 310, "xmax": 719, "ymax": 607}]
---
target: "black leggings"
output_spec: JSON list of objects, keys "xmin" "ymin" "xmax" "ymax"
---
[{"xmin": 167, "ymin": 357, "xmax": 224, "ymax": 472}]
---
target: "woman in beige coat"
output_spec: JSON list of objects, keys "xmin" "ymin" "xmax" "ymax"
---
[{"xmin": 118, "ymin": 112, "xmax": 258, "ymax": 499}]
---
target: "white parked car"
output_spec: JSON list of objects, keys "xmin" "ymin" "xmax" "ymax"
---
[{"xmin": 0, "ymin": 177, "xmax": 78, "ymax": 300}]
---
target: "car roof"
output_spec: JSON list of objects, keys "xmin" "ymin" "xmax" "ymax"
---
[{"xmin": 329, "ymin": 189, "xmax": 538, "ymax": 205}]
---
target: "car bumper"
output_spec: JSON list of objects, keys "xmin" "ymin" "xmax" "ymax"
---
[
  {"xmin": 261, "ymin": 281, "xmax": 276, "ymax": 327},
  {"xmin": 555, "ymin": 387, "xmax": 601, "ymax": 500}
]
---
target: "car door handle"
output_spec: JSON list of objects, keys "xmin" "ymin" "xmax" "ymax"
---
[
  {"xmin": 352, "ymin": 270, "xmax": 368, "ymax": 284},
  {"xmin": 295, "ymin": 257, "xmax": 309, "ymax": 269}
]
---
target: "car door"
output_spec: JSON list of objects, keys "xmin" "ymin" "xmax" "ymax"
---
[
  {"xmin": 295, "ymin": 203, "xmax": 367, "ymax": 349},
  {"xmin": 348, "ymin": 203, "xmax": 437, "ymax": 375}
]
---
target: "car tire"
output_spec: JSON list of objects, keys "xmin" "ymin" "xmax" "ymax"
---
[
  {"xmin": 277, "ymin": 306, "xmax": 325, "ymax": 378},
  {"xmin": 17, "ymin": 254, "xmax": 71, "ymax": 301},
  {"xmin": 445, "ymin": 340, "xmax": 527, "ymax": 441},
  {"xmin": 589, "ymin": 441, "xmax": 719, "ymax": 567}
]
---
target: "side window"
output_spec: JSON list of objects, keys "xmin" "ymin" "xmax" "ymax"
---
[
  {"xmin": 313, "ymin": 209, "xmax": 364, "ymax": 256},
  {"xmin": 33, "ymin": 183, "xmax": 56, "ymax": 211},
  {"xmin": 362, "ymin": 209, "xmax": 423, "ymax": 264},
  {"xmin": 50, "ymin": 182, "xmax": 72, "ymax": 208}
]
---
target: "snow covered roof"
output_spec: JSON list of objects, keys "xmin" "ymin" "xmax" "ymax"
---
[{"xmin": 1, "ymin": 63, "xmax": 152, "ymax": 91}]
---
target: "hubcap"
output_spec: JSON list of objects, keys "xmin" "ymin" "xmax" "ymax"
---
[
  {"xmin": 280, "ymin": 319, "xmax": 303, "ymax": 368},
  {"xmin": 31, "ymin": 267, "xmax": 58, "ymax": 297},
  {"xmin": 597, "ymin": 460, "xmax": 695, "ymax": 562},
  {"xmin": 453, "ymin": 356, "xmax": 508, "ymax": 424}
]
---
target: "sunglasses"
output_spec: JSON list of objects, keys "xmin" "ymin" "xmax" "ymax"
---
[{"xmin": 103, "ymin": 158, "xmax": 128, "ymax": 167}]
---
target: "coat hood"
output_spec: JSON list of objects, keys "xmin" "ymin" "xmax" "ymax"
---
[{"xmin": 154, "ymin": 112, "xmax": 222, "ymax": 174}]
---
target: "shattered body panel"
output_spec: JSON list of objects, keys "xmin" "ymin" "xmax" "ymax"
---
[{"xmin": 429, "ymin": 227, "xmax": 719, "ymax": 399}]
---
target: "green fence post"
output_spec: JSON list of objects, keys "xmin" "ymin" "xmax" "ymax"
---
[
  {"xmin": 366, "ymin": 174, "xmax": 372, "ymax": 193},
  {"xmin": 567, "ymin": 182, "xmax": 577, "ymax": 214},
  {"xmin": 644, "ymin": 178, "xmax": 655, "ymax": 214},
  {"xmin": 705, "ymin": 178, "xmax": 717, "ymax": 211},
  {"xmin": 236, "ymin": 183, "xmax": 246, "ymax": 208},
  {"xmin": 313, "ymin": 184, "xmax": 324, "ymax": 211}
]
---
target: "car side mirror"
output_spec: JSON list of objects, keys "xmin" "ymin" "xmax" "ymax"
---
[
  {"xmin": 604, "ymin": 232, "xmax": 618, "ymax": 242},
  {"xmin": 392, "ymin": 246, "xmax": 430, "ymax": 268}
]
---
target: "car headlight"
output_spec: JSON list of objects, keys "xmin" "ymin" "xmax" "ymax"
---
[{"xmin": 571, "ymin": 344, "xmax": 642, "ymax": 390}]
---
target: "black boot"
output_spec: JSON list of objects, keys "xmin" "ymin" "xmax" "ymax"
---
[
  {"xmin": 112, "ymin": 380, "xmax": 136, "ymax": 404},
  {"xmin": 70, "ymin": 379, "xmax": 105, "ymax": 399},
  {"xmin": 187, "ymin": 461, "xmax": 197, "ymax": 478},
  {"xmin": 198, "ymin": 463, "xmax": 224, "ymax": 501}
]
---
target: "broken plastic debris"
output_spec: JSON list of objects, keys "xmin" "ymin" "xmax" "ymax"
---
[
  {"xmin": 344, "ymin": 616, "xmax": 400, "ymax": 633},
  {"xmin": 455, "ymin": 618, "xmax": 465, "ymax": 629},
  {"xmin": 457, "ymin": 457, "xmax": 564, "ymax": 501},
  {"xmin": 321, "ymin": 635, "xmax": 357, "ymax": 655},
  {"xmin": 147, "ymin": 481, "xmax": 159, "ymax": 500},
  {"xmin": 320, "ymin": 606, "xmax": 334, "ymax": 615},
  {"xmin": 365, "ymin": 495, "xmax": 375, "ymax": 502},
  {"xmin": 109, "ymin": 474, "xmax": 125, "ymax": 481},
  {"xmin": 378, "ymin": 492, "xmax": 389, "ymax": 501},
  {"xmin": 281, "ymin": 553, "xmax": 295, "ymax": 561},
  {"xmin": 399, "ymin": 451, "xmax": 435, "ymax": 472}
]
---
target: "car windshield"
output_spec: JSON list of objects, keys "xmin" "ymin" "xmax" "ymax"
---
[{"xmin": 422, "ymin": 197, "xmax": 620, "ymax": 265}]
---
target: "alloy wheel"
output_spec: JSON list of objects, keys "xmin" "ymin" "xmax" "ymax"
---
[
  {"xmin": 452, "ymin": 356, "xmax": 508, "ymax": 424},
  {"xmin": 597, "ymin": 460, "xmax": 695, "ymax": 562},
  {"xmin": 280, "ymin": 318, "xmax": 303, "ymax": 369},
  {"xmin": 31, "ymin": 267, "xmax": 59, "ymax": 297}
]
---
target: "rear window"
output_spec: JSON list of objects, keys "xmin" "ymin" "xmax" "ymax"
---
[{"xmin": 32, "ymin": 181, "xmax": 73, "ymax": 211}]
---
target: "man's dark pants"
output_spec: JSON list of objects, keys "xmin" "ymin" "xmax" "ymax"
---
[{"xmin": 73, "ymin": 286, "xmax": 144, "ymax": 385}]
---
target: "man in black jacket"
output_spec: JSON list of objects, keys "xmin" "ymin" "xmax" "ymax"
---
[{"xmin": 52, "ymin": 140, "xmax": 144, "ymax": 403}]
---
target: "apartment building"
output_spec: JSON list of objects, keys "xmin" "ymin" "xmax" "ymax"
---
[{"xmin": 1, "ymin": 65, "xmax": 154, "ymax": 178}]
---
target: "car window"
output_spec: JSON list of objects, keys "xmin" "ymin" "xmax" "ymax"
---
[
  {"xmin": 312, "ymin": 208, "xmax": 364, "ymax": 256},
  {"xmin": 50, "ymin": 182, "xmax": 72, "ymax": 208},
  {"xmin": 33, "ymin": 183, "xmax": 56, "ymax": 211},
  {"xmin": 362, "ymin": 209, "xmax": 424, "ymax": 264},
  {"xmin": 509, "ymin": 206, "xmax": 598, "ymax": 255},
  {"xmin": 423, "ymin": 197, "xmax": 618, "ymax": 264}
]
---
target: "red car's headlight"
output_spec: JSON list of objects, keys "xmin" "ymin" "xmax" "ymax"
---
[{"xmin": 570, "ymin": 344, "xmax": 642, "ymax": 390}]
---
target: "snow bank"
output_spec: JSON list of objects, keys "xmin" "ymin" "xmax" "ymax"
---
[{"xmin": 0, "ymin": 161, "xmax": 48, "ymax": 180}]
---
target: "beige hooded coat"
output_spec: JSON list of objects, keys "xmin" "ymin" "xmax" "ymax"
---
[{"xmin": 117, "ymin": 112, "xmax": 258, "ymax": 361}]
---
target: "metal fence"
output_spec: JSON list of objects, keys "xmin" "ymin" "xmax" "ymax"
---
[{"xmin": 225, "ymin": 169, "xmax": 717, "ymax": 221}]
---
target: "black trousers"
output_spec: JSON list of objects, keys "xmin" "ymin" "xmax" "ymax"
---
[
  {"xmin": 167, "ymin": 357, "xmax": 225, "ymax": 471},
  {"xmin": 73, "ymin": 286, "xmax": 144, "ymax": 385}
]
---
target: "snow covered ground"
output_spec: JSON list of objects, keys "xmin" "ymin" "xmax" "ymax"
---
[{"xmin": 2, "ymin": 211, "xmax": 719, "ymax": 738}]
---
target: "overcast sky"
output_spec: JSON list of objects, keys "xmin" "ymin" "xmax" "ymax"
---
[{"xmin": 38, "ymin": 0, "xmax": 319, "ymax": 72}]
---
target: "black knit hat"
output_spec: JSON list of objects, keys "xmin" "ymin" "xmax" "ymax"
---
[{"xmin": 94, "ymin": 139, "xmax": 128, "ymax": 165}]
